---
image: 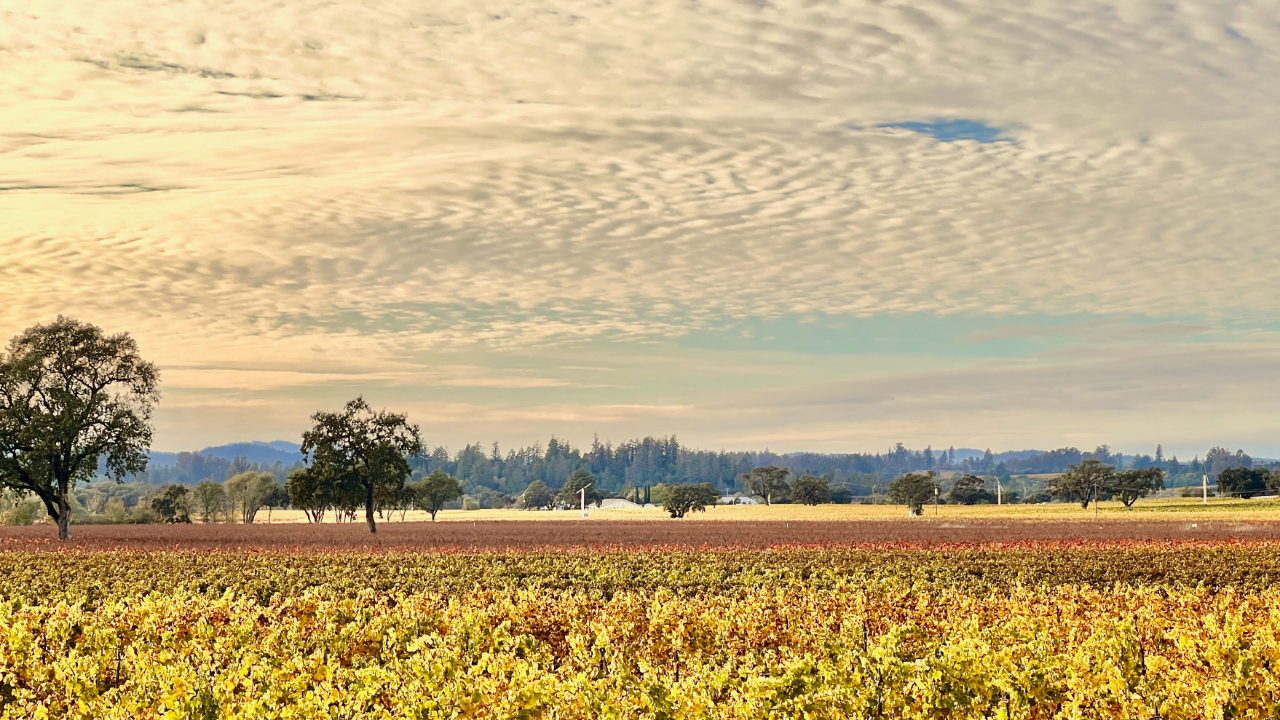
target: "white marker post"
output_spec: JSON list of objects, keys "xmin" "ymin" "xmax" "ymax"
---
[{"xmin": 581, "ymin": 483, "xmax": 593, "ymax": 518}]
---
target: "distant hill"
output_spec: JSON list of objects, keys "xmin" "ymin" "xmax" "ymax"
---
[{"xmin": 148, "ymin": 441, "xmax": 302, "ymax": 467}]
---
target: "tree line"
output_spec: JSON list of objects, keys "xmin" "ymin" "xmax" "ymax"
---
[{"xmin": 4, "ymin": 317, "xmax": 1279, "ymax": 538}]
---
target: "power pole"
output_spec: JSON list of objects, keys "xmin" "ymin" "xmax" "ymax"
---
[
  {"xmin": 581, "ymin": 483, "xmax": 593, "ymax": 518},
  {"xmin": 934, "ymin": 485, "xmax": 939, "ymax": 516},
  {"xmin": 1202, "ymin": 473, "xmax": 1208, "ymax": 504}
]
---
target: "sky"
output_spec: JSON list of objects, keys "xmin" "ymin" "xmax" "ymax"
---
[{"xmin": 2, "ymin": 0, "xmax": 1279, "ymax": 457}]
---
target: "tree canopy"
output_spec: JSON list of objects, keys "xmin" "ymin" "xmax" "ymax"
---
[
  {"xmin": 948, "ymin": 475, "xmax": 995, "ymax": 505},
  {"xmin": 1048, "ymin": 459, "xmax": 1115, "ymax": 509},
  {"xmin": 522, "ymin": 480, "xmax": 555, "ymax": 510},
  {"xmin": 739, "ymin": 466, "xmax": 790, "ymax": 505},
  {"xmin": 662, "ymin": 483, "xmax": 720, "ymax": 518},
  {"xmin": 887, "ymin": 472, "xmax": 938, "ymax": 516},
  {"xmin": 1112, "ymin": 467, "xmax": 1166, "ymax": 508},
  {"xmin": 556, "ymin": 468, "xmax": 603, "ymax": 509},
  {"xmin": 149, "ymin": 484, "xmax": 191, "ymax": 523},
  {"xmin": 1217, "ymin": 467, "xmax": 1276, "ymax": 499},
  {"xmin": 301, "ymin": 397, "xmax": 423, "ymax": 533},
  {"xmin": 413, "ymin": 470, "xmax": 464, "ymax": 521},
  {"xmin": 0, "ymin": 317, "xmax": 159, "ymax": 539},
  {"xmin": 789, "ymin": 475, "xmax": 830, "ymax": 505}
]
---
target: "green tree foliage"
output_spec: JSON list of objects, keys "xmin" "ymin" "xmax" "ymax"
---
[
  {"xmin": 149, "ymin": 484, "xmax": 192, "ymax": 523},
  {"xmin": 0, "ymin": 317, "xmax": 160, "ymax": 540},
  {"xmin": 260, "ymin": 481, "xmax": 288, "ymax": 522},
  {"xmin": 556, "ymin": 469, "xmax": 602, "ymax": 509},
  {"xmin": 740, "ymin": 466, "xmax": 790, "ymax": 505},
  {"xmin": 286, "ymin": 465, "xmax": 347, "ymax": 523},
  {"xmin": 413, "ymin": 470, "xmax": 464, "ymax": 521},
  {"xmin": 948, "ymin": 475, "xmax": 995, "ymax": 505},
  {"xmin": 829, "ymin": 485, "xmax": 854, "ymax": 504},
  {"xmin": 887, "ymin": 472, "xmax": 939, "ymax": 516},
  {"xmin": 225, "ymin": 471, "xmax": 275, "ymax": 524},
  {"xmin": 1111, "ymin": 468, "xmax": 1166, "ymax": 508},
  {"xmin": 301, "ymin": 397, "xmax": 423, "ymax": 534},
  {"xmin": 193, "ymin": 480, "xmax": 225, "ymax": 523},
  {"xmin": 662, "ymin": 483, "xmax": 720, "ymax": 518},
  {"xmin": 522, "ymin": 480, "xmax": 555, "ymax": 510},
  {"xmin": 1217, "ymin": 467, "xmax": 1275, "ymax": 499},
  {"xmin": 1048, "ymin": 459, "xmax": 1116, "ymax": 509},
  {"xmin": 1205, "ymin": 447, "xmax": 1252, "ymax": 478},
  {"xmin": 789, "ymin": 475, "xmax": 830, "ymax": 505}
]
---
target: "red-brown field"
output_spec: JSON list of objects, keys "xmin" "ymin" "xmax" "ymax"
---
[{"xmin": 2, "ymin": 517, "xmax": 1279, "ymax": 552}]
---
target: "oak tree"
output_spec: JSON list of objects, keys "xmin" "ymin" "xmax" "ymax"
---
[
  {"xmin": 301, "ymin": 397, "xmax": 423, "ymax": 534},
  {"xmin": 789, "ymin": 475, "xmax": 830, "ymax": 505},
  {"xmin": 887, "ymin": 472, "xmax": 939, "ymax": 516},
  {"xmin": 414, "ymin": 470, "xmax": 464, "ymax": 521},
  {"xmin": 0, "ymin": 317, "xmax": 159, "ymax": 540},
  {"xmin": 740, "ymin": 466, "xmax": 790, "ymax": 505}
]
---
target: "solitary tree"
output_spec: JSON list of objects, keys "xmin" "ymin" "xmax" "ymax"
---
[
  {"xmin": 556, "ymin": 469, "xmax": 603, "ymax": 509},
  {"xmin": 0, "ymin": 317, "xmax": 160, "ymax": 540},
  {"xmin": 301, "ymin": 397, "xmax": 423, "ymax": 534},
  {"xmin": 1048, "ymin": 459, "xmax": 1116, "ymax": 509},
  {"xmin": 740, "ymin": 466, "xmax": 790, "ymax": 505},
  {"xmin": 1111, "ymin": 467, "xmax": 1166, "ymax": 508},
  {"xmin": 414, "ymin": 470, "xmax": 464, "ymax": 521},
  {"xmin": 193, "ymin": 479, "xmax": 225, "ymax": 523},
  {"xmin": 887, "ymin": 472, "xmax": 939, "ymax": 516},
  {"xmin": 663, "ymin": 483, "xmax": 720, "ymax": 518},
  {"xmin": 948, "ymin": 475, "xmax": 994, "ymax": 505},
  {"xmin": 522, "ymin": 480, "xmax": 555, "ymax": 510},
  {"xmin": 150, "ymin": 484, "xmax": 192, "ymax": 523},
  {"xmin": 789, "ymin": 475, "xmax": 830, "ymax": 505}
]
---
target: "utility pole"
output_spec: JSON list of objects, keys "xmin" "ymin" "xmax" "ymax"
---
[
  {"xmin": 996, "ymin": 478, "xmax": 1002, "ymax": 505},
  {"xmin": 934, "ymin": 485, "xmax": 939, "ymax": 516},
  {"xmin": 581, "ymin": 483, "xmax": 593, "ymax": 518},
  {"xmin": 1202, "ymin": 474, "xmax": 1208, "ymax": 504},
  {"xmin": 1094, "ymin": 480, "xmax": 1099, "ymax": 521}
]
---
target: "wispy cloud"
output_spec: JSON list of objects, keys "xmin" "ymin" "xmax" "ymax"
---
[{"xmin": 1, "ymin": 0, "xmax": 1278, "ymax": 451}]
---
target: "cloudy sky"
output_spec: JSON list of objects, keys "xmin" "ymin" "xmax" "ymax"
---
[{"xmin": 3, "ymin": 0, "xmax": 1279, "ymax": 456}]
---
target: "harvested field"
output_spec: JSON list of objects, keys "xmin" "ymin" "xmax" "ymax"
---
[{"xmin": 3, "ymin": 517, "xmax": 1279, "ymax": 552}]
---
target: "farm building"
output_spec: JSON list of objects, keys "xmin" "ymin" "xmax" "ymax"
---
[{"xmin": 597, "ymin": 498, "xmax": 643, "ymax": 510}]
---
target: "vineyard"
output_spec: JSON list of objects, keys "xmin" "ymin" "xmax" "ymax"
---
[{"xmin": 1, "ymin": 541, "xmax": 1279, "ymax": 718}]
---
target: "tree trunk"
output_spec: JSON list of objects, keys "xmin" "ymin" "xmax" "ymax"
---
[
  {"xmin": 56, "ymin": 475, "xmax": 72, "ymax": 540},
  {"xmin": 365, "ymin": 484, "xmax": 377, "ymax": 534},
  {"xmin": 57, "ymin": 494, "xmax": 71, "ymax": 540}
]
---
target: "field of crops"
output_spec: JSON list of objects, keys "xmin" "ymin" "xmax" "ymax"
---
[{"xmin": 2, "ymin": 537, "xmax": 1280, "ymax": 719}]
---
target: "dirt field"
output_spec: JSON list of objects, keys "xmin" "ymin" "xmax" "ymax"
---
[
  {"xmin": 243, "ymin": 496, "xmax": 1280, "ymax": 524},
  {"xmin": 2, "ymin": 516, "xmax": 1278, "ymax": 552}
]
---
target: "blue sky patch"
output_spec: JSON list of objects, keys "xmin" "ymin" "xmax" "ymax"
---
[{"xmin": 879, "ymin": 118, "xmax": 1011, "ymax": 144}]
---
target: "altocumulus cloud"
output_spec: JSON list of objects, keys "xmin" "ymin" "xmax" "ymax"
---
[{"xmin": 1, "ymin": 0, "xmax": 1278, "ymax": 451}]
